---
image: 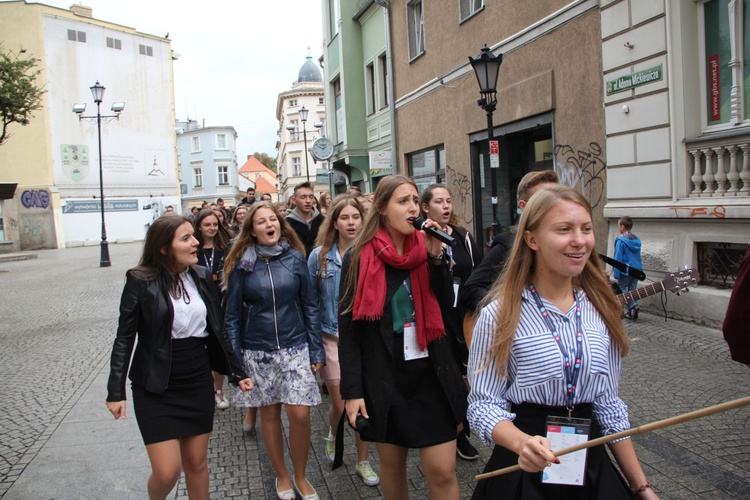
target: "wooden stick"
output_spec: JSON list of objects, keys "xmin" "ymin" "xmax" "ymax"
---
[{"xmin": 476, "ymin": 395, "xmax": 750, "ymax": 481}]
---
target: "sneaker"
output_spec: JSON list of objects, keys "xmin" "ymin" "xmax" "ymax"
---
[
  {"xmin": 456, "ymin": 432, "xmax": 479, "ymax": 460},
  {"xmin": 355, "ymin": 460, "xmax": 380, "ymax": 486},
  {"xmin": 632, "ymin": 307, "xmax": 640, "ymax": 320},
  {"xmin": 324, "ymin": 429, "xmax": 335, "ymax": 462},
  {"xmin": 214, "ymin": 390, "xmax": 229, "ymax": 410}
]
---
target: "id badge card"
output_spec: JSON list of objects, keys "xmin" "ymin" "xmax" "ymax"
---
[
  {"xmin": 541, "ymin": 416, "xmax": 590, "ymax": 486},
  {"xmin": 403, "ymin": 322, "xmax": 429, "ymax": 360},
  {"xmin": 452, "ymin": 277, "xmax": 461, "ymax": 307}
]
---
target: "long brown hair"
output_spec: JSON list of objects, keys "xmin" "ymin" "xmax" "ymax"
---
[
  {"xmin": 314, "ymin": 195, "xmax": 364, "ymax": 283},
  {"xmin": 128, "ymin": 216, "xmax": 195, "ymax": 298},
  {"xmin": 481, "ymin": 184, "xmax": 628, "ymax": 375},
  {"xmin": 419, "ymin": 183, "xmax": 460, "ymax": 226},
  {"xmin": 194, "ymin": 209, "xmax": 231, "ymax": 250},
  {"xmin": 222, "ymin": 201, "xmax": 305, "ymax": 285},
  {"xmin": 341, "ymin": 174, "xmax": 418, "ymax": 314}
]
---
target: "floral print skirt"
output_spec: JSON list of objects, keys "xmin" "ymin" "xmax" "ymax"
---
[{"xmin": 234, "ymin": 342, "xmax": 322, "ymax": 407}]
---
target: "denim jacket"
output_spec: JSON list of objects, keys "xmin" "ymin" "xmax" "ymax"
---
[{"xmin": 308, "ymin": 244, "xmax": 342, "ymax": 336}]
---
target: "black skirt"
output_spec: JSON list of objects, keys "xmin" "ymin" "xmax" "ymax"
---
[
  {"xmin": 132, "ymin": 337, "xmax": 214, "ymax": 445},
  {"xmin": 472, "ymin": 403, "xmax": 631, "ymax": 500},
  {"xmin": 380, "ymin": 347, "xmax": 456, "ymax": 448}
]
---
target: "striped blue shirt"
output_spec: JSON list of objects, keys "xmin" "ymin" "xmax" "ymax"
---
[{"xmin": 467, "ymin": 287, "xmax": 630, "ymax": 446}]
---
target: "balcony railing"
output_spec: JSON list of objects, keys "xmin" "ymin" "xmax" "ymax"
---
[{"xmin": 687, "ymin": 135, "xmax": 750, "ymax": 197}]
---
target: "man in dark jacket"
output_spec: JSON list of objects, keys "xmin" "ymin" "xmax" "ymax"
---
[
  {"xmin": 459, "ymin": 170, "xmax": 558, "ymax": 313},
  {"xmin": 286, "ymin": 182, "xmax": 325, "ymax": 257}
]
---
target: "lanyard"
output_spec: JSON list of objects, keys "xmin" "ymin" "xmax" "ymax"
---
[
  {"xmin": 203, "ymin": 247, "xmax": 214, "ymax": 271},
  {"xmin": 402, "ymin": 279, "xmax": 416, "ymax": 319},
  {"xmin": 529, "ymin": 284, "xmax": 583, "ymax": 413}
]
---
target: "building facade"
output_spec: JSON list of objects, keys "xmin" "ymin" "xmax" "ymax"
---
[
  {"xmin": 321, "ymin": 0, "xmax": 394, "ymax": 194},
  {"xmin": 0, "ymin": 2, "xmax": 180, "ymax": 250},
  {"xmin": 600, "ymin": 0, "xmax": 750, "ymax": 324},
  {"xmin": 276, "ymin": 55, "xmax": 326, "ymax": 203},
  {"xmin": 386, "ymin": 0, "xmax": 606, "ymax": 251},
  {"xmin": 239, "ymin": 155, "xmax": 278, "ymax": 202},
  {"xmin": 176, "ymin": 119, "xmax": 240, "ymax": 210}
]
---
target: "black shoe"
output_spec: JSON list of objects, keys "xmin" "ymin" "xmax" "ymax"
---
[
  {"xmin": 456, "ymin": 432, "xmax": 479, "ymax": 461},
  {"xmin": 632, "ymin": 307, "xmax": 639, "ymax": 320}
]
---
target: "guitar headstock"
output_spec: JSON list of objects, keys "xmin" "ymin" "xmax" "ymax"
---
[{"xmin": 662, "ymin": 267, "xmax": 700, "ymax": 295}]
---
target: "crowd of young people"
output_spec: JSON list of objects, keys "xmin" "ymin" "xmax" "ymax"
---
[{"xmin": 106, "ymin": 173, "xmax": 660, "ymax": 500}]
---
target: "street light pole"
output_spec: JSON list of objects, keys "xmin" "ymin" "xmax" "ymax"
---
[
  {"xmin": 94, "ymin": 96, "xmax": 109, "ymax": 267},
  {"xmin": 469, "ymin": 45, "xmax": 503, "ymax": 232},
  {"xmin": 300, "ymin": 106, "xmax": 310, "ymax": 182},
  {"xmin": 74, "ymin": 81, "xmax": 125, "ymax": 267}
]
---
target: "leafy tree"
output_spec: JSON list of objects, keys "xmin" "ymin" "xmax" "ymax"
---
[
  {"xmin": 0, "ymin": 45, "xmax": 45, "ymax": 146},
  {"xmin": 252, "ymin": 151, "xmax": 277, "ymax": 173}
]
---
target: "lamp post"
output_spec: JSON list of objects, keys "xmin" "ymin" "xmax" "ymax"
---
[
  {"xmin": 469, "ymin": 45, "xmax": 503, "ymax": 230},
  {"xmin": 299, "ymin": 105, "xmax": 310, "ymax": 182},
  {"xmin": 73, "ymin": 81, "xmax": 125, "ymax": 267}
]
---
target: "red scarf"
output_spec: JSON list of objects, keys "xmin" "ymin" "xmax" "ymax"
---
[{"xmin": 353, "ymin": 228, "xmax": 445, "ymax": 350}]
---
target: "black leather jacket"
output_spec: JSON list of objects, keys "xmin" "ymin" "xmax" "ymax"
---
[{"xmin": 106, "ymin": 265, "xmax": 248, "ymax": 402}]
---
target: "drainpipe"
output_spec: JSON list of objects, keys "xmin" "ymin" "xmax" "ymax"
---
[{"xmin": 375, "ymin": 0, "xmax": 398, "ymax": 175}]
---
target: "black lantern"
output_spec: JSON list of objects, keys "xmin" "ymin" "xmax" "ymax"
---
[{"xmin": 469, "ymin": 45, "xmax": 503, "ymax": 112}]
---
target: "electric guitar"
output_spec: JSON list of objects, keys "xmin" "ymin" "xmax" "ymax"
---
[{"xmin": 462, "ymin": 268, "xmax": 699, "ymax": 347}]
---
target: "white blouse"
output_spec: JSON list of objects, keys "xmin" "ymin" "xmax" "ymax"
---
[{"xmin": 170, "ymin": 271, "xmax": 208, "ymax": 339}]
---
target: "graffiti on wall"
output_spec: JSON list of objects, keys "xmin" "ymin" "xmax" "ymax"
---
[
  {"xmin": 7, "ymin": 217, "xmax": 18, "ymax": 231},
  {"xmin": 669, "ymin": 206, "xmax": 726, "ymax": 218},
  {"xmin": 22, "ymin": 219, "xmax": 44, "ymax": 238},
  {"xmin": 20, "ymin": 190, "xmax": 50, "ymax": 209},
  {"xmin": 445, "ymin": 165, "xmax": 473, "ymax": 224},
  {"xmin": 554, "ymin": 143, "xmax": 606, "ymax": 209}
]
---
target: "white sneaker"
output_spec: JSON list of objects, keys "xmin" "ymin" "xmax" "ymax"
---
[
  {"xmin": 356, "ymin": 460, "xmax": 380, "ymax": 486},
  {"xmin": 214, "ymin": 390, "xmax": 229, "ymax": 410}
]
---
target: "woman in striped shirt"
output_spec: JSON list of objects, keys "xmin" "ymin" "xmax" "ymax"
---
[{"xmin": 468, "ymin": 185, "xmax": 657, "ymax": 499}]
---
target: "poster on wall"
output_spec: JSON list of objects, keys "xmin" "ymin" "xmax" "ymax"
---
[{"xmin": 61, "ymin": 144, "xmax": 90, "ymax": 181}]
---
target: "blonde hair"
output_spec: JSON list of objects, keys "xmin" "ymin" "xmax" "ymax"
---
[
  {"xmin": 223, "ymin": 201, "xmax": 305, "ymax": 285},
  {"xmin": 482, "ymin": 184, "xmax": 628, "ymax": 375},
  {"xmin": 341, "ymin": 175, "xmax": 418, "ymax": 314}
]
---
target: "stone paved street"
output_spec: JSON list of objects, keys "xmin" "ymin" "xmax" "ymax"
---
[{"xmin": 0, "ymin": 242, "xmax": 748, "ymax": 499}]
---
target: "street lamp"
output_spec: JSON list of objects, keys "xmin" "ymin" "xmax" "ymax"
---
[
  {"xmin": 73, "ymin": 81, "xmax": 125, "ymax": 267},
  {"xmin": 469, "ymin": 45, "xmax": 503, "ymax": 229},
  {"xmin": 299, "ymin": 106, "xmax": 311, "ymax": 182}
]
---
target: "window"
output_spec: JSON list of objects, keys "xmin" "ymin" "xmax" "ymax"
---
[
  {"xmin": 702, "ymin": 0, "xmax": 750, "ymax": 126},
  {"xmin": 408, "ymin": 146, "xmax": 445, "ymax": 193},
  {"xmin": 67, "ymin": 29, "xmax": 86, "ymax": 42},
  {"xmin": 106, "ymin": 37, "xmax": 122, "ymax": 50},
  {"xmin": 217, "ymin": 165, "xmax": 229, "ymax": 185},
  {"xmin": 139, "ymin": 44, "xmax": 154, "ymax": 57},
  {"xmin": 407, "ymin": 0, "xmax": 425, "ymax": 60},
  {"xmin": 191, "ymin": 136, "xmax": 201, "ymax": 152},
  {"xmin": 459, "ymin": 0, "xmax": 484, "ymax": 22},
  {"xmin": 193, "ymin": 167, "xmax": 203, "ymax": 187},
  {"xmin": 329, "ymin": 0, "xmax": 340, "ymax": 38},
  {"xmin": 293, "ymin": 157, "xmax": 301, "ymax": 176},
  {"xmin": 319, "ymin": 97, "xmax": 325, "ymax": 105},
  {"xmin": 289, "ymin": 119, "xmax": 299, "ymax": 141},
  {"xmin": 333, "ymin": 78, "xmax": 344, "ymax": 142},
  {"xmin": 289, "ymin": 99, "xmax": 298, "ymax": 107},
  {"xmin": 216, "ymin": 134, "xmax": 227, "ymax": 149},
  {"xmin": 366, "ymin": 63, "xmax": 376, "ymax": 115},
  {"xmin": 379, "ymin": 54, "xmax": 389, "ymax": 108}
]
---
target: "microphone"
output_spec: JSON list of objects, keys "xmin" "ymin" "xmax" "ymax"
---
[{"xmin": 411, "ymin": 217, "xmax": 458, "ymax": 247}]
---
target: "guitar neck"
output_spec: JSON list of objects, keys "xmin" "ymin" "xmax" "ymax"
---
[{"xmin": 618, "ymin": 281, "xmax": 665, "ymax": 305}]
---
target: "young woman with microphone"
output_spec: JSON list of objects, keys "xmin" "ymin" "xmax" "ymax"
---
[{"xmin": 339, "ymin": 175, "xmax": 468, "ymax": 499}]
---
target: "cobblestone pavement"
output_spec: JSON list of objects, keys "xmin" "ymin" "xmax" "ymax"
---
[{"xmin": 0, "ymin": 243, "xmax": 748, "ymax": 499}]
